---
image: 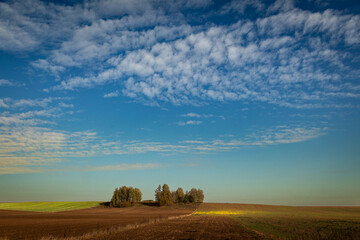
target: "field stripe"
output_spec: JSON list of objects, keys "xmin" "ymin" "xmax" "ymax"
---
[{"xmin": 0, "ymin": 202, "xmax": 101, "ymax": 212}]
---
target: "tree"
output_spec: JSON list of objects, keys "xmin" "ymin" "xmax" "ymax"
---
[
  {"xmin": 119, "ymin": 186, "xmax": 128, "ymax": 202},
  {"xmin": 111, "ymin": 186, "xmax": 142, "ymax": 208},
  {"xmin": 153, "ymin": 184, "xmax": 204, "ymax": 205},
  {"xmin": 189, "ymin": 188, "xmax": 198, "ymax": 203},
  {"xmin": 155, "ymin": 184, "xmax": 161, "ymax": 203},
  {"xmin": 188, "ymin": 188, "xmax": 204, "ymax": 203},
  {"xmin": 175, "ymin": 187, "xmax": 184, "ymax": 203},
  {"xmin": 171, "ymin": 191, "xmax": 177, "ymax": 203},
  {"xmin": 134, "ymin": 188, "xmax": 142, "ymax": 202},
  {"xmin": 128, "ymin": 187, "xmax": 134, "ymax": 202},
  {"xmin": 196, "ymin": 189, "xmax": 204, "ymax": 203},
  {"xmin": 183, "ymin": 191, "xmax": 193, "ymax": 203},
  {"xmin": 159, "ymin": 184, "xmax": 172, "ymax": 206},
  {"xmin": 111, "ymin": 188, "xmax": 119, "ymax": 207}
]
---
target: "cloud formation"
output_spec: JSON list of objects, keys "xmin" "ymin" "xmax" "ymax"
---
[
  {"xmin": 0, "ymin": 97, "xmax": 327, "ymax": 174},
  {"xmin": 53, "ymin": 2, "xmax": 360, "ymax": 108},
  {"xmin": 1, "ymin": 0, "xmax": 359, "ymax": 108},
  {"xmin": 0, "ymin": 96, "xmax": 327, "ymax": 174},
  {"xmin": 0, "ymin": 0, "xmax": 356, "ymax": 176}
]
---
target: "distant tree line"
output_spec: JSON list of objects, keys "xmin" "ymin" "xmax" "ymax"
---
[
  {"xmin": 155, "ymin": 184, "xmax": 204, "ymax": 206},
  {"xmin": 111, "ymin": 186, "xmax": 142, "ymax": 207}
]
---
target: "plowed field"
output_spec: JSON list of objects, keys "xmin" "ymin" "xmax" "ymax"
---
[
  {"xmin": 92, "ymin": 215, "xmax": 263, "ymax": 240},
  {"xmin": 0, "ymin": 206, "xmax": 194, "ymax": 240},
  {"xmin": 2, "ymin": 203, "xmax": 360, "ymax": 240}
]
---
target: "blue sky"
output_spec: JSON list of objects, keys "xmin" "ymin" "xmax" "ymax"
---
[{"xmin": 0, "ymin": 0, "xmax": 359, "ymax": 205}]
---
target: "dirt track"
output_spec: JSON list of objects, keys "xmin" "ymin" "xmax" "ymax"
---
[
  {"xmin": 92, "ymin": 215, "xmax": 263, "ymax": 240},
  {"xmin": 0, "ymin": 206, "xmax": 194, "ymax": 240}
]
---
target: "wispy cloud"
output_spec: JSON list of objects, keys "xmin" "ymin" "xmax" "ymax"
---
[
  {"xmin": 0, "ymin": 166, "xmax": 44, "ymax": 175},
  {"xmin": 0, "ymin": 120, "xmax": 326, "ymax": 175},
  {"xmin": 0, "ymin": 0, "xmax": 353, "ymax": 176},
  {"xmin": 104, "ymin": 90, "xmax": 119, "ymax": 98},
  {"xmin": 181, "ymin": 113, "xmax": 202, "ymax": 118},
  {"xmin": 0, "ymin": 163, "xmax": 160, "ymax": 175},
  {"xmin": 84, "ymin": 163, "xmax": 159, "ymax": 171},
  {"xmin": 2, "ymin": 0, "xmax": 358, "ymax": 109},
  {"xmin": 0, "ymin": 0, "xmax": 95, "ymax": 52},
  {"xmin": 213, "ymin": 126, "xmax": 327, "ymax": 146},
  {"xmin": 0, "ymin": 79, "xmax": 22, "ymax": 87},
  {"xmin": 0, "ymin": 99, "xmax": 8, "ymax": 108},
  {"xmin": 176, "ymin": 120, "xmax": 203, "ymax": 126},
  {"xmin": 220, "ymin": 0, "xmax": 264, "ymax": 15},
  {"xmin": 180, "ymin": 140, "xmax": 206, "ymax": 144},
  {"xmin": 0, "ymin": 97, "xmax": 70, "ymax": 109},
  {"xmin": 0, "ymin": 97, "xmax": 73, "ymax": 126},
  {"xmin": 52, "ymin": 6, "xmax": 360, "ymax": 108},
  {"xmin": 180, "ymin": 113, "xmax": 215, "ymax": 118}
]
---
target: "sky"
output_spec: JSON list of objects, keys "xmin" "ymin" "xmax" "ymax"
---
[{"xmin": 0, "ymin": 0, "xmax": 359, "ymax": 206}]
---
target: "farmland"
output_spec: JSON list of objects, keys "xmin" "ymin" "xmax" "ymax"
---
[
  {"xmin": 196, "ymin": 203, "xmax": 360, "ymax": 240},
  {"xmin": 0, "ymin": 202, "xmax": 101, "ymax": 212},
  {"xmin": 0, "ymin": 203, "xmax": 196, "ymax": 240},
  {"xmin": 1, "ymin": 202, "xmax": 360, "ymax": 239}
]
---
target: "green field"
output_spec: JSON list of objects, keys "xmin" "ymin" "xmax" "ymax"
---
[
  {"xmin": 0, "ymin": 201, "xmax": 101, "ymax": 212},
  {"xmin": 195, "ymin": 203, "xmax": 360, "ymax": 240}
]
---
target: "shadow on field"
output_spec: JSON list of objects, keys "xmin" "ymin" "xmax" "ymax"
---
[
  {"xmin": 139, "ymin": 200, "xmax": 158, "ymax": 207},
  {"xmin": 99, "ymin": 202, "xmax": 111, "ymax": 207}
]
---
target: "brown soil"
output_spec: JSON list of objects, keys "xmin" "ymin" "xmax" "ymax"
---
[
  {"xmin": 91, "ymin": 215, "xmax": 263, "ymax": 240},
  {"xmin": 0, "ymin": 205, "xmax": 195, "ymax": 240}
]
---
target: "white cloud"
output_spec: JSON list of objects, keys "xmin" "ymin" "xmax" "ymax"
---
[
  {"xmin": 0, "ymin": 97, "xmax": 69, "ymax": 109},
  {"xmin": 180, "ymin": 140, "xmax": 206, "ymax": 144},
  {"xmin": 0, "ymin": 166, "xmax": 43, "ymax": 175},
  {"xmin": 0, "ymin": 0, "xmax": 205, "ymax": 53},
  {"xmin": 31, "ymin": 59, "xmax": 65, "ymax": 76},
  {"xmin": 2, "ymin": 0, "xmax": 359, "ymax": 109},
  {"xmin": 0, "ymin": 79, "xmax": 14, "ymax": 86},
  {"xmin": 0, "ymin": 124, "xmax": 325, "ymax": 168},
  {"xmin": 104, "ymin": 90, "xmax": 119, "ymax": 98},
  {"xmin": 58, "ymin": 102, "xmax": 74, "ymax": 108},
  {"xmin": 181, "ymin": 113, "xmax": 202, "ymax": 118},
  {"xmin": 176, "ymin": 120, "xmax": 202, "ymax": 126},
  {"xmin": 220, "ymin": 0, "xmax": 264, "ymax": 14},
  {"xmin": 40, "ymin": 21, "xmax": 192, "ymax": 70},
  {"xmin": 0, "ymin": 97, "xmax": 74, "ymax": 128},
  {"xmin": 52, "ymin": 6, "xmax": 360, "ymax": 108},
  {"xmin": 0, "ymin": 99, "xmax": 9, "ymax": 108},
  {"xmin": 0, "ymin": 163, "xmax": 159, "ymax": 175},
  {"xmin": 184, "ymin": 125, "xmax": 327, "ymax": 151},
  {"xmin": 0, "ymin": 79, "xmax": 24, "ymax": 87},
  {"xmin": 0, "ymin": 0, "xmax": 95, "ymax": 52},
  {"xmin": 267, "ymin": 0, "xmax": 295, "ymax": 13},
  {"xmin": 0, "ymin": 125, "xmax": 100, "ymax": 168},
  {"xmin": 84, "ymin": 163, "xmax": 159, "ymax": 171},
  {"xmin": 0, "ymin": 101, "xmax": 327, "ymax": 174}
]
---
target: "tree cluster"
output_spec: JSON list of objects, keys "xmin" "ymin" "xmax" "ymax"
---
[
  {"xmin": 155, "ymin": 184, "xmax": 204, "ymax": 206},
  {"xmin": 111, "ymin": 186, "xmax": 142, "ymax": 207}
]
